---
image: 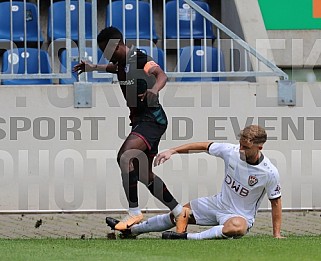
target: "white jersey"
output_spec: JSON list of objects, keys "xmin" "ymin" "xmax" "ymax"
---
[{"xmin": 208, "ymin": 143, "xmax": 281, "ymax": 223}]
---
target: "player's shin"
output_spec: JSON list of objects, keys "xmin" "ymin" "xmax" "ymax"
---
[
  {"xmin": 187, "ymin": 225, "xmax": 229, "ymax": 240},
  {"xmin": 131, "ymin": 213, "xmax": 175, "ymax": 235},
  {"xmin": 121, "ymin": 170, "xmax": 139, "ymax": 208},
  {"xmin": 146, "ymin": 176, "xmax": 179, "ymax": 210}
]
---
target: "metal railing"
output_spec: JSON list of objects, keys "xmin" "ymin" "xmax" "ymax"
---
[
  {"xmin": 0, "ymin": 0, "xmax": 288, "ymax": 83},
  {"xmin": 176, "ymin": 0, "xmax": 288, "ymax": 80},
  {"xmin": 0, "ymin": 0, "xmax": 70, "ymax": 81}
]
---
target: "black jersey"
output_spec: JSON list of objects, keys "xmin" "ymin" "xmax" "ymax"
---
[{"xmin": 116, "ymin": 46, "xmax": 167, "ymax": 125}]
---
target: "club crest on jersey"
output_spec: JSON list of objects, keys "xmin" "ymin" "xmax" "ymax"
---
[
  {"xmin": 248, "ymin": 175, "xmax": 258, "ymax": 186},
  {"xmin": 124, "ymin": 64, "xmax": 130, "ymax": 73}
]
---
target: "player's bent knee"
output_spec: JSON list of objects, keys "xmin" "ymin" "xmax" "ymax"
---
[
  {"xmin": 223, "ymin": 217, "xmax": 248, "ymax": 237},
  {"xmin": 223, "ymin": 228, "xmax": 247, "ymax": 238}
]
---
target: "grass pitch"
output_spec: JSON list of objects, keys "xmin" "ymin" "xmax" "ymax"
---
[{"xmin": 0, "ymin": 235, "xmax": 320, "ymax": 261}]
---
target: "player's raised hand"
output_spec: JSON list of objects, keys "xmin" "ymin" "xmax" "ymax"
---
[
  {"xmin": 154, "ymin": 149, "xmax": 175, "ymax": 167},
  {"xmin": 73, "ymin": 60, "xmax": 96, "ymax": 75}
]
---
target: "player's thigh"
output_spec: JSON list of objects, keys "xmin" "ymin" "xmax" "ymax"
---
[
  {"xmin": 131, "ymin": 121, "xmax": 167, "ymax": 155},
  {"xmin": 117, "ymin": 134, "xmax": 148, "ymax": 171},
  {"xmin": 118, "ymin": 133, "xmax": 148, "ymax": 154},
  {"xmin": 189, "ymin": 196, "xmax": 221, "ymax": 226}
]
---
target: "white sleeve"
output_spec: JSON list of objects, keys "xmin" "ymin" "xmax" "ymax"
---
[
  {"xmin": 208, "ymin": 143, "xmax": 234, "ymax": 159},
  {"xmin": 266, "ymin": 169, "xmax": 282, "ymax": 200}
]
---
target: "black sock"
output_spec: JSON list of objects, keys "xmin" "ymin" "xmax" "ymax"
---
[
  {"xmin": 121, "ymin": 170, "xmax": 139, "ymax": 208},
  {"xmin": 147, "ymin": 176, "xmax": 178, "ymax": 210}
]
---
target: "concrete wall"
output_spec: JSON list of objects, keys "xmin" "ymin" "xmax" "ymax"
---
[
  {"xmin": 267, "ymin": 30, "xmax": 321, "ymax": 68},
  {"xmin": 221, "ymin": 0, "xmax": 321, "ymax": 68},
  {"xmin": 0, "ymin": 82, "xmax": 320, "ymax": 211}
]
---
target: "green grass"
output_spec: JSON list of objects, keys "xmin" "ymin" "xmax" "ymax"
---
[{"xmin": 0, "ymin": 236, "xmax": 320, "ymax": 261}]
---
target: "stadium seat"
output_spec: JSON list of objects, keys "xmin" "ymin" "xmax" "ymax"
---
[
  {"xmin": 106, "ymin": 1, "xmax": 158, "ymax": 41},
  {"xmin": 167, "ymin": 0, "xmax": 207, "ymax": 1},
  {"xmin": 1, "ymin": 48, "xmax": 52, "ymax": 85},
  {"xmin": 47, "ymin": 1, "xmax": 93, "ymax": 42},
  {"xmin": 112, "ymin": 0, "xmax": 149, "ymax": 1},
  {"xmin": 0, "ymin": 1, "xmax": 44, "ymax": 43},
  {"xmin": 177, "ymin": 46, "xmax": 225, "ymax": 82},
  {"xmin": 59, "ymin": 47, "xmax": 111, "ymax": 84},
  {"xmin": 165, "ymin": 0, "xmax": 215, "ymax": 39},
  {"xmin": 137, "ymin": 46, "xmax": 165, "ymax": 70}
]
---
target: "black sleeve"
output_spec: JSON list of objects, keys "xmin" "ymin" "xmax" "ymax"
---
[
  {"xmin": 136, "ymin": 50, "xmax": 149, "ymax": 70},
  {"xmin": 207, "ymin": 142, "xmax": 214, "ymax": 152}
]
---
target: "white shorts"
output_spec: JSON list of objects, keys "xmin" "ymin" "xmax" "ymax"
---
[{"xmin": 190, "ymin": 195, "xmax": 253, "ymax": 229}]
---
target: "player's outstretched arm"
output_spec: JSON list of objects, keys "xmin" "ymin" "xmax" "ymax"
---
[
  {"xmin": 73, "ymin": 60, "xmax": 95, "ymax": 74},
  {"xmin": 154, "ymin": 149, "xmax": 176, "ymax": 166},
  {"xmin": 270, "ymin": 197, "xmax": 286, "ymax": 238},
  {"xmin": 154, "ymin": 142, "xmax": 211, "ymax": 167},
  {"xmin": 73, "ymin": 60, "xmax": 118, "ymax": 75}
]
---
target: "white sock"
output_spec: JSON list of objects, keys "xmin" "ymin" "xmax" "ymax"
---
[
  {"xmin": 187, "ymin": 225, "xmax": 227, "ymax": 240},
  {"xmin": 128, "ymin": 207, "xmax": 142, "ymax": 216},
  {"xmin": 131, "ymin": 213, "xmax": 174, "ymax": 235},
  {"xmin": 171, "ymin": 204, "xmax": 183, "ymax": 218}
]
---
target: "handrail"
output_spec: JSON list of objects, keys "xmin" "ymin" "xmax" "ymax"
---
[
  {"xmin": 164, "ymin": 0, "xmax": 288, "ymax": 80},
  {"xmin": 0, "ymin": 0, "xmax": 288, "ymax": 82}
]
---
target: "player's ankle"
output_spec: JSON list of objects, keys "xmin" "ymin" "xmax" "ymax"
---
[
  {"xmin": 171, "ymin": 204, "xmax": 183, "ymax": 218},
  {"xmin": 128, "ymin": 207, "xmax": 142, "ymax": 216}
]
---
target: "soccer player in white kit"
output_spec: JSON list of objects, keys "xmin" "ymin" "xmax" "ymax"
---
[{"xmin": 106, "ymin": 125, "xmax": 284, "ymax": 239}]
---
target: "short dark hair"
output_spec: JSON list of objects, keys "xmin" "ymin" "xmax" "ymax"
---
[{"xmin": 97, "ymin": 26, "xmax": 123, "ymax": 46}]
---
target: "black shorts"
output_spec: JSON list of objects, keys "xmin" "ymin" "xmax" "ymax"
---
[{"xmin": 130, "ymin": 121, "xmax": 167, "ymax": 156}]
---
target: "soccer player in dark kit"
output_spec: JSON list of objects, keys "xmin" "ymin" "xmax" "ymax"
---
[{"xmin": 73, "ymin": 26, "xmax": 187, "ymax": 231}]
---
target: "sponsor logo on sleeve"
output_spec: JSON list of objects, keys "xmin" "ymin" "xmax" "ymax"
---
[{"xmin": 271, "ymin": 185, "xmax": 281, "ymax": 197}]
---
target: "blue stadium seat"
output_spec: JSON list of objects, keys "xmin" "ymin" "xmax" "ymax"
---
[
  {"xmin": 106, "ymin": 1, "xmax": 158, "ymax": 41},
  {"xmin": 137, "ymin": 46, "xmax": 165, "ymax": 70},
  {"xmin": 112, "ymin": 0, "xmax": 150, "ymax": 2},
  {"xmin": 1, "ymin": 48, "xmax": 52, "ymax": 85},
  {"xmin": 167, "ymin": 0, "xmax": 207, "ymax": 1},
  {"xmin": 177, "ymin": 46, "xmax": 225, "ymax": 82},
  {"xmin": 0, "ymin": 1, "xmax": 43, "ymax": 43},
  {"xmin": 165, "ymin": 0, "xmax": 215, "ymax": 39},
  {"xmin": 59, "ymin": 47, "xmax": 111, "ymax": 84},
  {"xmin": 47, "ymin": 1, "xmax": 93, "ymax": 42}
]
